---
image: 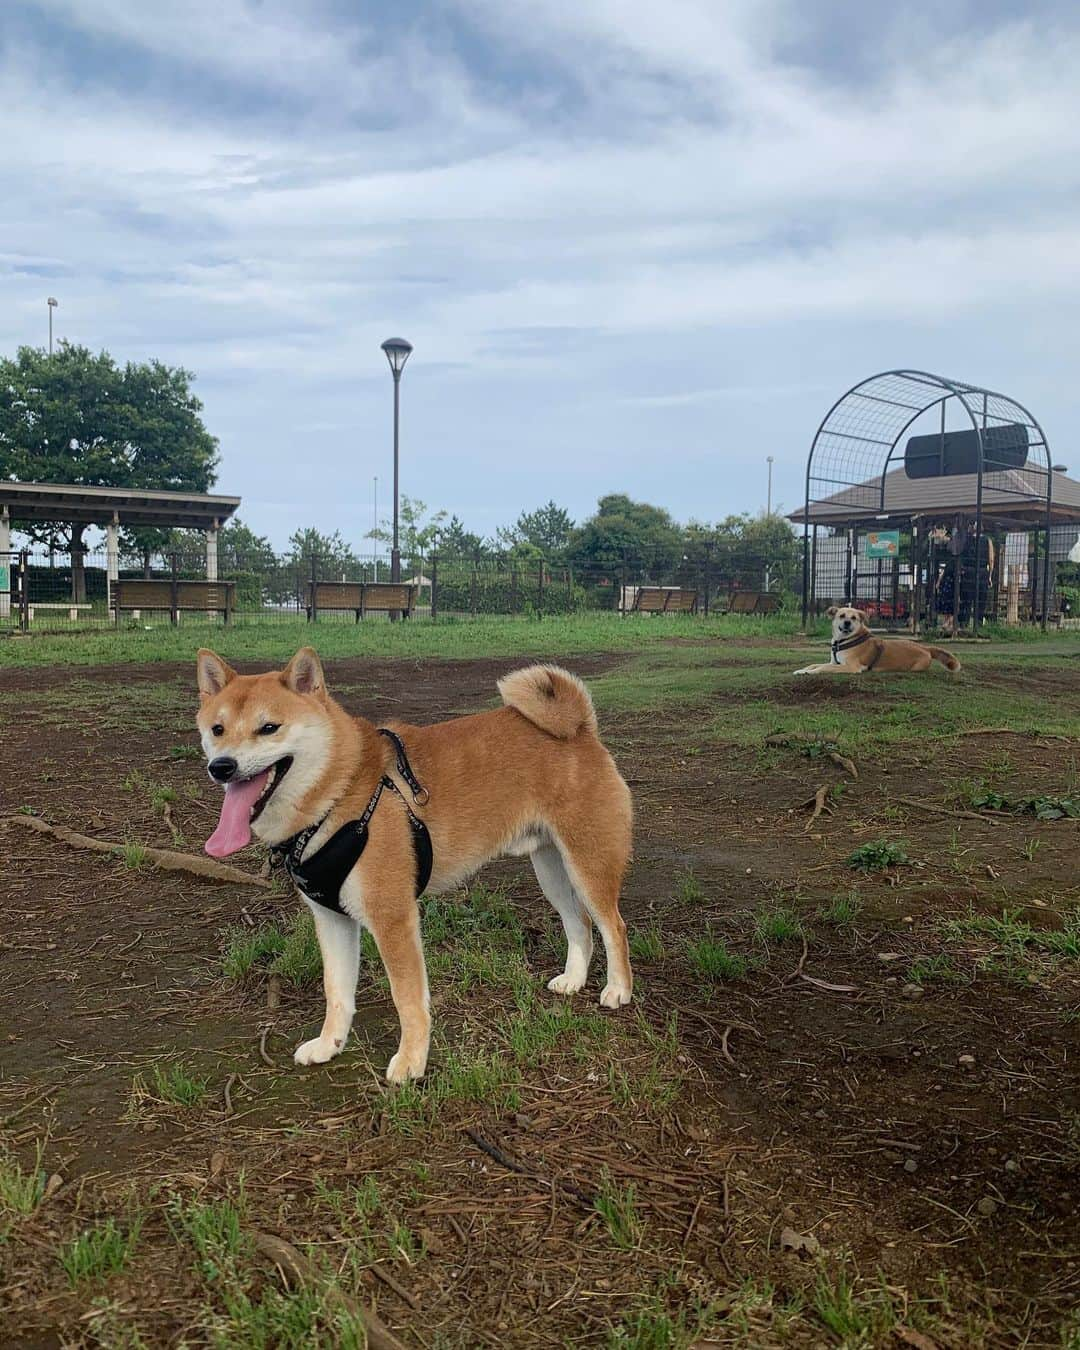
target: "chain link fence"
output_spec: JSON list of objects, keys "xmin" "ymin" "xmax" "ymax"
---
[{"xmin": 0, "ymin": 540, "xmax": 795, "ymax": 631}]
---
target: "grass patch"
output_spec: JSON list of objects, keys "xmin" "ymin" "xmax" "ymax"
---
[
  {"xmin": 629, "ymin": 925, "xmax": 667, "ymax": 962},
  {"xmin": 135, "ymin": 1062, "xmax": 209, "ymax": 1109},
  {"xmin": 687, "ymin": 937, "xmax": 748, "ymax": 982},
  {"xmin": 906, "ymin": 954, "xmax": 968, "ymax": 986},
  {"xmin": 0, "ymin": 611, "xmax": 817, "ymax": 670},
  {"xmin": 674, "ymin": 871, "xmax": 706, "ymax": 906},
  {"xmin": 595, "ymin": 1169, "xmax": 643, "ymax": 1250},
  {"xmin": 504, "ymin": 1002, "xmax": 610, "ymax": 1065},
  {"xmin": 60, "ymin": 1216, "xmax": 141, "ymax": 1285},
  {"xmin": 847, "ymin": 839, "xmax": 910, "ymax": 873},
  {"xmin": 121, "ymin": 842, "xmax": 149, "ymax": 869},
  {"xmin": 754, "ymin": 906, "xmax": 804, "ymax": 945},
  {"xmin": 220, "ymin": 910, "xmax": 322, "ymax": 987},
  {"xmin": 0, "ymin": 1144, "xmax": 46, "ymax": 1228},
  {"xmin": 942, "ymin": 907, "xmax": 1080, "ymax": 963},
  {"xmin": 817, "ymin": 892, "xmax": 863, "ymax": 927},
  {"xmin": 383, "ymin": 1047, "xmax": 521, "ymax": 1134}
]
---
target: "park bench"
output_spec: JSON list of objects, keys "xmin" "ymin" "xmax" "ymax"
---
[
  {"xmin": 26, "ymin": 602, "xmax": 94, "ymax": 623},
  {"xmin": 727, "ymin": 590, "xmax": 780, "ymax": 616},
  {"xmin": 625, "ymin": 587, "xmax": 699, "ymax": 615},
  {"xmin": 114, "ymin": 578, "xmax": 235, "ymax": 623},
  {"xmin": 306, "ymin": 581, "xmax": 417, "ymax": 620}
]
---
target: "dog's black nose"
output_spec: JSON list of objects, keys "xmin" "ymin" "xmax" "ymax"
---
[{"xmin": 208, "ymin": 756, "xmax": 238, "ymax": 783}]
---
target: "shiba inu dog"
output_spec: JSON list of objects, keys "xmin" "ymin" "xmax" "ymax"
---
[
  {"xmin": 195, "ymin": 648, "xmax": 633, "ymax": 1083},
  {"xmin": 794, "ymin": 606, "xmax": 962, "ymax": 676}
]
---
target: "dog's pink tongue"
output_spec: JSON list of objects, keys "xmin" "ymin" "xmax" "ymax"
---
[{"xmin": 205, "ymin": 771, "xmax": 270, "ymax": 858}]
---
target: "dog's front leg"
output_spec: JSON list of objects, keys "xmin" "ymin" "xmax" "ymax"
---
[
  {"xmin": 367, "ymin": 895, "xmax": 431, "ymax": 1084},
  {"xmin": 794, "ymin": 662, "xmax": 860, "ymax": 676},
  {"xmin": 294, "ymin": 901, "xmax": 360, "ymax": 1066}
]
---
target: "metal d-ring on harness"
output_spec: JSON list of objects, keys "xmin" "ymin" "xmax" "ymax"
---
[
  {"xmin": 271, "ymin": 729, "xmax": 433, "ymax": 916},
  {"xmin": 831, "ymin": 631, "xmax": 883, "ymax": 670}
]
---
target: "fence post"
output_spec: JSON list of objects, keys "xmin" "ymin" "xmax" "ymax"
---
[
  {"xmin": 536, "ymin": 561, "xmax": 545, "ymax": 615},
  {"xmin": 430, "ymin": 552, "xmax": 438, "ymax": 621},
  {"xmin": 309, "ymin": 555, "xmax": 318, "ymax": 622},
  {"xmin": 620, "ymin": 550, "xmax": 629, "ymax": 616},
  {"xmin": 19, "ymin": 550, "xmax": 29, "ymax": 632},
  {"xmin": 470, "ymin": 561, "xmax": 478, "ymax": 616},
  {"xmin": 510, "ymin": 567, "xmax": 519, "ymax": 615},
  {"xmin": 703, "ymin": 541, "xmax": 713, "ymax": 617},
  {"xmin": 170, "ymin": 552, "xmax": 180, "ymax": 626},
  {"xmin": 566, "ymin": 566, "xmax": 573, "ymax": 609}
]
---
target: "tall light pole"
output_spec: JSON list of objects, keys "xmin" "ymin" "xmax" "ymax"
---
[
  {"xmin": 766, "ymin": 455, "xmax": 774, "ymax": 516},
  {"xmin": 380, "ymin": 337, "xmax": 413, "ymax": 590},
  {"xmin": 47, "ymin": 297, "xmax": 58, "ymax": 355},
  {"xmin": 372, "ymin": 475, "xmax": 379, "ymax": 576}
]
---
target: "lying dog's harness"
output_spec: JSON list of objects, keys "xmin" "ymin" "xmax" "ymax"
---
[
  {"xmin": 831, "ymin": 630, "xmax": 884, "ymax": 670},
  {"xmin": 271, "ymin": 729, "xmax": 432, "ymax": 916}
]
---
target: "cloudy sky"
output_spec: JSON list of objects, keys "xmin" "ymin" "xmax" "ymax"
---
[{"xmin": 3, "ymin": 0, "xmax": 1079, "ymax": 548}]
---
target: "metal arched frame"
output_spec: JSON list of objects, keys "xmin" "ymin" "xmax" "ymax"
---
[{"xmin": 799, "ymin": 369, "xmax": 1054, "ymax": 631}]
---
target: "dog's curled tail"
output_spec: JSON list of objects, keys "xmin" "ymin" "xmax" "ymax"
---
[
  {"xmin": 929, "ymin": 647, "xmax": 962, "ymax": 673},
  {"xmin": 498, "ymin": 664, "xmax": 598, "ymax": 739}
]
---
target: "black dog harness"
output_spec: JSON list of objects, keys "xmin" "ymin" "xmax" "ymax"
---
[
  {"xmin": 272, "ymin": 729, "xmax": 432, "ymax": 915},
  {"xmin": 832, "ymin": 630, "xmax": 883, "ymax": 670}
]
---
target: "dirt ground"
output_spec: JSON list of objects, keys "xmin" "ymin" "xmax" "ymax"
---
[{"xmin": 1, "ymin": 646, "xmax": 1079, "ymax": 1348}]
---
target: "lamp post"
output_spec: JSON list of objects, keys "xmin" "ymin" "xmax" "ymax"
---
[
  {"xmin": 47, "ymin": 297, "xmax": 58, "ymax": 355},
  {"xmin": 766, "ymin": 455, "xmax": 774, "ymax": 516},
  {"xmin": 380, "ymin": 338, "xmax": 413, "ymax": 594}
]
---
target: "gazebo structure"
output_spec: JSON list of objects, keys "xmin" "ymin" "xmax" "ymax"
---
[
  {"xmin": 0, "ymin": 481, "xmax": 240, "ymax": 618},
  {"xmin": 791, "ymin": 370, "xmax": 1075, "ymax": 631}
]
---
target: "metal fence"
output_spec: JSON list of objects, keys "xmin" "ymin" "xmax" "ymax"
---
[
  {"xmin": 808, "ymin": 525, "xmax": 1077, "ymax": 625},
  {"xmin": 0, "ymin": 543, "xmax": 793, "ymax": 631}
]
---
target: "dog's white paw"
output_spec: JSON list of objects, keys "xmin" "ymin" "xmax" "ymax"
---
[
  {"xmin": 293, "ymin": 1035, "xmax": 343, "ymax": 1067},
  {"xmin": 793, "ymin": 666, "xmax": 814, "ymax": 676},
  {"xmin": 600, "ymin": 983, "xmax": 632, "ymax": 1009},
  {"xmin": 386, "ymin": 1050, "xmax": 427, "ymax": 1085},
  {"xmin": 547, "ymin": 972, "xmax": 586, "ymax": 996}
]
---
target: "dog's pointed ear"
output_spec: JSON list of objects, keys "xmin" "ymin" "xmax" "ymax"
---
[
  {"xmin": 197, "ymin": 649, "xmax": 236, "ymax": 699},
  {"xmin": 826, "ymin": 606, "xmax": 839, "ymax": 618},
  {"xmin": 282, "ymin": 647, "xmax": 326, "ymax": 697}
]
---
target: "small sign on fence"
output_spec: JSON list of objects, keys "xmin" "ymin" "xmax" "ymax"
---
[{"xmin": 865, "ymin": 530, "xmax": 900, "ymax": 559}]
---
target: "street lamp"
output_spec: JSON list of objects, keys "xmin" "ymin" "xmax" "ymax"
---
[
  {"xmin": 766, "ymin": 455, "xmax": 774, "ymax": 516},
  {"xmin": 47, "ymin": 297, "xmax": 58, "ymax": 355},
  {"xmin": 380, "ymin": 337, "xmax": 413, "ymax": 591}
]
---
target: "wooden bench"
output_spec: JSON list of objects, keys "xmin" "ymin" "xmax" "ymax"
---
[
  {"xmin": 306, "ymin": 581, "xmax": 417, "ymax": 620},
  {"xmin": 626, "ymin": 587, "xmax": 699, "ymax": 615},
  {"xmin": 727, "ymin": 591, "xmax": 780, "ymax": 616},
  {"xmin": 114, "ymin": 578, "xmax": 235, "ymax": 623}
]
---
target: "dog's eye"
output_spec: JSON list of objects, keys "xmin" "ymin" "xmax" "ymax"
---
[
  {"xmin": 257, "ymin": 722, "xmax": 281, "ymax": 736},
  {"xmin": 211, "ymin": 724, "xmax": 224, "ymax": 737}
]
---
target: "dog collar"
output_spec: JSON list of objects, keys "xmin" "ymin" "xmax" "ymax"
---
[
  {"xmin": 831, "ymin": 631, "xmax": 867, "ymax": 656},
  {"xmin": 271, "ymin": 729, "xmax": 432, "ymax": 914}
]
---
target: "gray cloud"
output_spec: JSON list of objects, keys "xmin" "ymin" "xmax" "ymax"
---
[{"xmin": 2, "ymin": 0, "xmax": 1079, "ymax": 545}]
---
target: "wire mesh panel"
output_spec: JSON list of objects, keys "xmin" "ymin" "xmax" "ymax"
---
[{"xmin": 800, "ymin": 370, "xmax": 1055, "ymax": 629}]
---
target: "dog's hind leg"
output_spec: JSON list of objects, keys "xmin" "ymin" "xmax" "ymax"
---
[
  {"xmin": 555, "ymin": 836, "xmax": 633, "ymax": 1010},
  {"xmin": 532, "ymin": 843, "xmax": 593, "ymax": 995},
  {"xmin": 294, "ymin": 901, "xmax": 360, "ymax": 1066},
  {"xmin": 364, "ymin": 891, "xmax": 431, "ymax": 1084}
]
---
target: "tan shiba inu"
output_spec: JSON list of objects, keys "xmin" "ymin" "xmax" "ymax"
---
[
  {"xmin": 794, "ymin": 606, "xmax": 962, "ymax": 676},
  {"xmin": 195, "ymin": 648, "xmax": 633, "ymax": 1083}
]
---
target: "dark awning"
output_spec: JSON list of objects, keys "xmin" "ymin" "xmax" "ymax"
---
[{"xmin": 0, "ymin": 481, "xmax": 241, "ymax": 530}]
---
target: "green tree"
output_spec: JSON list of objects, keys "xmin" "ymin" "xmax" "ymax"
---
[
  {"xmin": 568, "ymin": 493, "xmax": 683, "ymax": 579},
  {"xmin": 366, "ymin": 495, "xmax": 447, "ymax": 574},
  {"xmin": 437, "ymin": 514, "xmax": 490, "ymax": 559},
  {"xmin": 498, "ymin": 500, "xmax": 574, "ymax": 560},
  {"xmin": 0, "ymin": 343, "xmax": 219, "ymax": 599},
  {"xmin": 217, "ymin": 518, "xmax": 278, "ymax": 574},
  {"xmin": 287, "ymin": 527, "xmax": 363, "ymax": 579}
]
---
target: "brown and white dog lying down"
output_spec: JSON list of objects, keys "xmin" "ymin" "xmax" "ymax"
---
[
  {"xmin": 794, "ymin": 606, "xmax": 962, "ymax": 676},
  {"xmin": 195, "ymin": 648, "xmax": 633, "ymax": 1083}
]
